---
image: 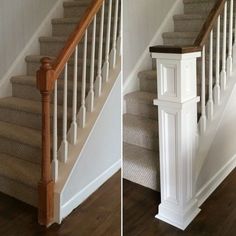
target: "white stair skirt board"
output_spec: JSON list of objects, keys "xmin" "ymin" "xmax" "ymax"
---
[
  {"xmin": 60, "ymin": 160, "xmax": 121, "ymax": 221},
  {"xmin": 197, "ymin": 154, "xmax": 236, "ymax": 207},
  {"xmin": 123, "ymin": 0, "xmax": 183, "ymax": 96},
  {"xmin": 0, "ymin": 0, "xmax": 64, "ymax": 98},
  {"xmin": 53, "ymin": 60, "xmax": 121, "ymax": 223}
]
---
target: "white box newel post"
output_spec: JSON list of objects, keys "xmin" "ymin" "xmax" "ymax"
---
[{"xmin": 150, "ymin": 47, "xmax": 201, "ymax": 230}]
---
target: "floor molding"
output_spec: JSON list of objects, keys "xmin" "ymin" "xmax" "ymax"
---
[
  {"xmin": 196, "ymin": 154, "xmax": 236, "ymax": 207},
  {"xmin": 60, "ymin": 160, "xmax": 121, "ymax": 220}
]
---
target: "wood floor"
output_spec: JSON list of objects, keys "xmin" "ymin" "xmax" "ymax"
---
[
  {"xmin": 0, "ymin": 171, "xmax": 121, "ymax": 236},
  {"xmin": 123, "ymin": 169, "xmax": 236, "ymax": 236}
]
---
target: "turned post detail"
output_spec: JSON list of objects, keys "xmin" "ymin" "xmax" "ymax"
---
[{"xmin": 36, "ymin": 57, "xmax": 55, "ymax": 226}]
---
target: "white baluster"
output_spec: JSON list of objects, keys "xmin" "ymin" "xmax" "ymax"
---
[
  {"xmin": 221, "ymin": 2, "xmax": 227, "ymax": 90},
  {"xmin": 207, "ymin": 31, "xmax": 214, "ymax": 120},
  {"xmin": 233, "ymin": 0, "xmax": 236, "ymax": 62},
  {"xmin": 87, "ymin": 16, "xmax": 96, "ymax": 112},
  {"xmin": 227, "ymin": 0, "xmax": 233, "ymax": 75},
  {"xmin": 78, "ymin": 30, "xmax": 87, "ymax": 128},
  {"xmin": 52, "ymin": 80, "xmax": 58, "ymax": 181},
  {"xmin": 110, "ymin": 0, "xmax": 119, "ymax": 68},
  {"xmin": 103, "ymin": 0, "xmax": 112, "ymax": 82},
  {"xmin": 117, "ymin": 1, "xmax": 121, "ymax": 57},
  {"xmin": 199, "ymin": 46, "xmax": 206, "ymax": 134},
  {"xmin": 59, "ymin": 63, "xmax": 68, "ymax": 163},
  {"xmin": 70, "ymin": 46, "xmax": 78, "ymax": 145},
  {"xmin": 214, "ymin": 15, "xmax": 221, "ymax": 106},
  {"xmin": 95, "ymin": 2, "xmax": 105, "ymax": 97}
]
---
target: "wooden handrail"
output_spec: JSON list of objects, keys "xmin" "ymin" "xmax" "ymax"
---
[
  {"xmin": 150, "ymin": 0, "xmax": 226, "ymax": 54},
  {"xmin": 53, "ymin": 0, "xmax": 104, "ymax": 78},
  {"xmin": 194, "ymin": 0, "xmax": 226, "ymax": 47}
]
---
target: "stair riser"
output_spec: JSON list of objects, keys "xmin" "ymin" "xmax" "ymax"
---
[
  {"xmin": 0, "ymin": 137, "xmax": 41, "ymax": 164},
  {"xmin": 52, "ymin": 20, "xmax": 117, "ymax": 37},
  {"xmin": 12, "ymin": 83, "xmax": 83, "ymax": 106},
  {"xmin": 184, "ymin": 2, "xmax": 216, "ymax": 14},
  {"xmin": 63, "ymin": 4, "xmax": 114, "ymax": 18},
  {"xmin": 0, "ymin": 175, "xmax": 37, "ymax": 207},
  {"xmin": 26, "ymin": 59, "xmax": 96, "ymax": 78},
  {"xmin": 174, "ymin": 18, "xmax": 235, "ymax": 33},
  {"xmin": 174, "ymin": 19, "xmax": 204, "ymax": 32},
  {"xmin": 123, "ymin": 163, "xmax": 160, "ymax": 191},
  {"xmin": 126, "ymin": 101, "xmax": 158, "ymax": 120},
  {"xmin": 40, "ymin": 40, "xmax": 108, "ymax": 59},
  {"xmin": 184, "ymin": 2, "xmax": 235, "ymax": 15},
  {"xmin": 140, "ymin": 78, "xmax": 157, "ymax": 93},
  {"xmin": 0, "ymin": 107, "xmax": 70, "ymax": 134},
  {"xmin": 123, "ymin": 129, "xmax": 158, "ymax": 151}
]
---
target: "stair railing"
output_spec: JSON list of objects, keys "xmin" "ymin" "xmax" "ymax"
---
[
  {"xmin": 149, "ymin": 0, "xmax": 235, "ymax": 230},
  {"xmin": 36, "ymin": 0, "xmax": 121, "ymax": 226}
]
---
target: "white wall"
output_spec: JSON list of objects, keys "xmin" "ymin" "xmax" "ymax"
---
[
  {"xmin": 0, "ymin": 0, "xmax": 57, "ymax": 79},
  {"xmin": 197, "ymin": 83, "xmax": 236, "ymax": 202},
  {"xmin": 123, "ymin": 0, "xmax": 176, "ymax": 83}
]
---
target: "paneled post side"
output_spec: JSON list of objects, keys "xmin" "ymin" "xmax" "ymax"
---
[
  {"xmin": 36, "ymin": 57, "xmax": 55, "ymax": 226},
  {"xmin": 150, "ymin": 48, "xmax": 201, "ymax": 230}
]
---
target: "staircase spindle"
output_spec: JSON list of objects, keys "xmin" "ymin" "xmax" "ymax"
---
[
  {"xmin": 227, "ymin": 0, "xmax": 233, "ymax": 75},
  {"xmin": 200, "ymin": 46, "xmax": 206, "ymax": 134},
  {"xmin": 214, "ymin": 15, "xmax": 221, "ymax": 105},
  {"xmin": 233, "ymin": 0, "xmax": 236, "ymax": 61},
  {"xmin": 52, "ymin": 80, "xmax": 58, "ymax": 181},
  {"xmin": 104, "ymin": 0, "xmax": 113, "ymax": 82},
  {"xmin": 60, "ymin": 63, "xmax": 68, "ymax": 163},
  {"xmin": 111, "ymin": 0, "xmax": 119, "ymax": 68},
  {"xmin": 221, "ymin": 1, "xmax": 227, "ymax": 90},
  {"xmin": 88, "ymin": 16, "xmax": 97, "ymax": 112},
  {"xmin": 71, "ymin": 46, "xmax": 78, "ymax": 145},
  {"xmin": 117, "ymin": 3, "xmax": 121, "ymax": 57},
  {"xmin": 95, "ymin": 2, "xmax": 105, "ymax": 97},
  {"xmin": 79, "ymin": 30, "xmax": 88, "ymax": 128},
  {"xmin": 207, "ymin": 31, "xmax": 214, "ymax": 120}
]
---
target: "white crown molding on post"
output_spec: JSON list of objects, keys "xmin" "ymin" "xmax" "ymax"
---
[
  {"xmin": 123, "ymin": 0, "xmax": 183, "ymax": 96},
  {"xmin": 151, "ymin": 51, "xmax": 201, "ymax": 230},
  {"xmin": 0, "ymin": 0, "xmax": 65, "ymax": 98}
]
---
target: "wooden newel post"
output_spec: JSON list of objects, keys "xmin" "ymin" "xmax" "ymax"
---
[{"xmin": 36, "ymin": 57, "xmax": 55, "ymax": 226}]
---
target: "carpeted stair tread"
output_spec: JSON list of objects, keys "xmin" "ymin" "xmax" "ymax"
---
[
  {"xmin": 173, "ymin": 14, "xmax": 205, "ymax": 20},
  {"xmin": 63, "ymin": 1, "xmax": 90, "ymax": 8},
  {"xmin": 124, "ymin": 114, "xmax": 157, "ymax": 135},
  {"xmin": 123, "ymin": 143, "xmax": 160, "ymax": 191},
  {"xmin": 0, "ymin": 121, "xmax": 41, "ymax": 148},
  {"xmin": 0, "ymin": 153, "xmax": 40, "ymax": 188},
  {"xmin": 11, "ymin": 75, "xmax": 86, "ymax": 91},
  {"xmin": 0, "ymin": 97, "xmax": 72, "ymax": 119},
  {"xmin": 163, "ymin": 31, "xmax": 199, "ymax": 38},
  {"xmin": 123, "ymin": 142, "xmax": 159, "ymax": 171},
  {"xmin": 138, "ymin": 70, "xmax": 157, "ymax": 81},
  {"xmin": 125, "ymin": 91, "xmax": 156, "ymax": 105}
]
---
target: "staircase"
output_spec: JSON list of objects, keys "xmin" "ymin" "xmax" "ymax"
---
[
  {"xmin": 123, "ymin": 0, "xmax": 218, "ymax": 191},
  {"xmin": 0, "ymin": 0, "xmax": 121, "ymax": 226}
]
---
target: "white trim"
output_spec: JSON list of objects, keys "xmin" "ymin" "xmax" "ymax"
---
[
  {"xmin": 0, "ymin": 0, "xmax": 64, "ymax": 98},
  {"xmin": 60, "ymin": 160, "xmax": 121, "ymax": 220},
  {"xmin": 123, "ymin": 0, "xmax": 183, "ymax": 96},
  {"xmin": 196, "ymin": 154, "xmax": 236, "ymax": 207}
]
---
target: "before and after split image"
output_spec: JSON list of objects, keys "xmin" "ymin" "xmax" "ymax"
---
[{"xmin": 0, "ymin": 0, "xmax": 236, "ymax": 235}]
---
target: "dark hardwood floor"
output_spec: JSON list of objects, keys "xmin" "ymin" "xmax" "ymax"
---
[
  {"xmin": 0, "ymin": 171, "xmax": 121, "ymax": 236},
  {"xmin": 123, "ymin": 169, "xmax": 236, "ymax": 236}
]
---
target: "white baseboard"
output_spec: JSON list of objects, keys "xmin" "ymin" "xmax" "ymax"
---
[
  {"xmin": 196, "ymin": 154, "xmax": 236, "ymax": 207},
  {"xmin": 123, "ymin": 0, "xmax": 183, "ymax": 96},
  {"xmin": 60, "ymin": 160, "xmax": 121, "ymax": 220},
  {"xmin": 0, "ymin": 0, "xmax": 64, "ymax": 98}
]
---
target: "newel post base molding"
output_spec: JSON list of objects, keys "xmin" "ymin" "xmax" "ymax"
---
[{"xmin": 151, "ymin": 51, "xmax": 201, "ymax": 230}]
